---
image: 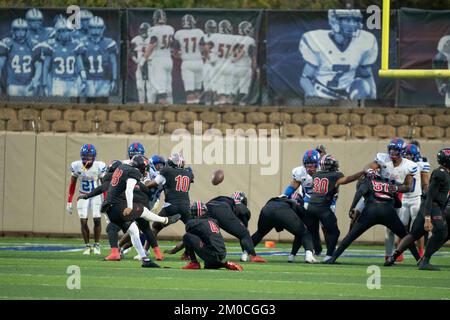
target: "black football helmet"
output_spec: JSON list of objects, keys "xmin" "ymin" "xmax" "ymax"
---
[
  {"xmin": 232, "ymin": 191, "xmax": 247, "ymax": 206},
  {"xmin": 190, "ymin": 201, "xmax": 208, "ymax": 219},
  {"xmin": 319, "ymin": 155, "xmax": 339, "ymax": 172},
  {"xmin": 130, "ymin": 155, "xmax": 150, "ymax": 175},
  {"xmin": 153, "ymin": 9, "xmax": 167, "ymax": 25},
  {"xmin": 437, "ymin": 148, "xmax": 450, "ymax": 170},
  {"xmin": 107, "ymin": 160, "xmax": 122, "ymax": 173}
]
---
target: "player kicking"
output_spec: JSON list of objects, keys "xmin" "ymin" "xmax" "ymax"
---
[
  {"xmin": 182, "ymin": 201, "xmax": 243, "ymax": 271},
  {"xmin": 67, "ymin": 144, "xmax": 106, "ymax": 255},
  {"xmin": 231, "ymin": 21, "xmax": 256, "ymax": 106},
  {"xmin": 79, "ymin": 16, "xmax": 118, "ymax": 97},
  {"xmin": 401, "ymin": 144, "xmax": 430, "ymax": 257},
  {"xmin": 202, "ymin": 19, "xmax": 218, "ymax": 105},
  {"xmin": 299, "ymin": 9, "xmax": 377, "ymax": 100},
  {"xmin": 252, "ymin": 194, "xmax": 316, "ymax": 264},
  {"xmin": 41, "ymin": 19, "xmax": 86, "ymax": 97},
  {"xmin": 385, "ymin": 148, "xmax": 450, "ymax": 270},
  {"xmin": 363, "ymin": 138, "xmax": 417, "ymax": 262},
  {"xmin": 131, "ymin": 22, "xmax": 155, "ymax": 104},
  {"xmin": 324, "ymin": 169, "xmax": 420, "ymax": 264},
  {"xmin": 173, "ymin": 14, "xmax": 205, "ymax": 104},
  {"xmin": 144, "ymin": 9, "xmax": 175, "ymax": 105},
  {"xmin": 0, "ymin": 19, "xmax": 42, "ymax": 97},
  {"xmin": 303, "ymin": 155, "xmax": 365, "ymax": 262}
]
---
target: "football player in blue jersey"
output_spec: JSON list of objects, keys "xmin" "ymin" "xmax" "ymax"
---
[
  {"xmin": 299, "ymin": 9, "xmax": 377, "ymax": 100},
  {"xmin": 79, "ymin": 16, "xmax": 118, "ymax": 97},
  {"xmin": 41, "ymin": 19, "xmax": 86, "ymax": 97},
  {"xmin": 0, "ymin": 19, "xmax": 42, "ymax": 96},
  {"xmin": 25, "ymin": 8, "xmax": 53, "ymax": 43},
  {"xmin": 72, "ymin": 10, "xmax": 93, "ymax": 43}
]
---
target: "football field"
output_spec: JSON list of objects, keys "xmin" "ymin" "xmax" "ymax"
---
[{"xmin": 0, "ymin": 237, "xmax": 449, "ymax": 300}]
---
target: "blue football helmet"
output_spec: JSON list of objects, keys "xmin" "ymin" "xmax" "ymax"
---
[
  {"xmin": 328, "ymin": 9, "xmax": 363, "ymax": 39},
  {"xmin": 25, "ymin": 8, "xmax": 43, "ymax": 31},
  {"xmin": 128, "ymin": 142, "xmax": 145, "ymax": 159},
  {"xmin": 403, "ymin": 144, "xmax": 420, "ymax": 162},
  {"xmin": 80, "ymin": 10, "xmax": 94, "ymax": 30},
  {"xmin": 55, "ymin": 19, "xmax": 71, "ymax": 43},
  {"xmin": 11, "ymin": 19, "xmax": 28, "ymax": 43},
  {"xmin": 303, "ymin": 149, "xmax": 320, "ymax": 175},
  {"xmin": 80, "ymin": 144, "xmax": 97, "ymax": 165},
  {"xmin": 150, "ymin": 155, "xmax": 166, "ymax": 173},
  {"xmin": 387, "ymin": 138, "xmax": 406, "ymax": 162},
  {"xmin": 88, "ymin": 16, "xmax": 105, "ymax": 42}
]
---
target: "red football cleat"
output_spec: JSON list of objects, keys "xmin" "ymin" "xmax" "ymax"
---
[
  {"xmin": 180, "ymin": 252, "xmax": 190, "ymax": 261},
  {"xmin": 153, "ymin": 247, "xmax": 164, "ymax": 261},
  {"xmin": 419, "ymin": 248, "xmax": 424, "ymax": 258},
  {"xmin": 182, "ymin": 261, "xmax": 201, "ymax": 270},
  {"xmin": 250, "ymin": 255, "xmax": 267, "ymax": 263},
  {"xmin": 104, "ymin": 248, "xmax": 121, "ymax": 261},
  {"xmin": 396, "ymin": 253, "xmax": 404, "ymax": 262},
  {"xmin": 225, "ymin": 261, "xmax": 243, "ymax": 271}
]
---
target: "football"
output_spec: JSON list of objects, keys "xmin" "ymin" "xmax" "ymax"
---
[{"xmin": 211, "ymin": 169, "xmax": 224, "ymax": 185}]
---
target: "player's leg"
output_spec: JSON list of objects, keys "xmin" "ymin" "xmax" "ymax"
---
[
  {"xmin": 410, "ymin": 199, "xmax": 424, "ymax": 257},
  {"xmin": 315, "ymin": 207, "xmax": 340, "ymax": 259},
  {"xmin": 302, "ymin": 208, "xmax": 322, "ymax": 256},
  {"xmin": 396, "ymin": 202, "xmax": 411, "ymax": 262},
  {"xmin": 126, "ymin": 221, "xmax": 160, "ymax": 268},
  {"xmin": 251, "ymin": 209, "xmax": 274, "ymax": 247},
  {"xmin": 181, "ymin": 61, "xmax": 195, "ymax": 104},
  {"xmin": 326, "ymin": 207, "xmax": 376, "ymax": 264},
  {"xmin": 135, "ymin": 68, "xmax": 146, "ymax": 103},
  {"xmin": 181, "ymin": 232, "xmax": 203, "ymax": 269},
  {"xmin": 165, "ymin": 58, "xmax": 173, "ymax": 104},
  {"xmin": 282, "ymin": 212, "xmax": 315, "ymax": 263},
  {"xmin": 91, "ymin": 197, "xmax": 102, "ymax": 254},
  {"xmin": 237, "ymin": 66, "xmax": 252, "ymax": 106},
  {"xmin": 420, "ymin": 208, "xmax": 448, "ymax": 270},
  {"xmin": 136, "ymin": 218, "xmax": 163, "ymax": 261},
  {"xmin": 76, "ymin": 198, "xmax": 92, "ymax": 254},
  {"xmin": 150, "ymin": 58, "xmax": 168, "ymax": 104}
]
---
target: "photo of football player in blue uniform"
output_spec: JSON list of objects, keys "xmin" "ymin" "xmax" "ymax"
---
[
  {"xmin": 72, "ymin": 10, "xmax": 93, "ymax": 43},
  {"xmin": 79, "ymin": 16, "xmax": 118, "ymax": 97},
  {"xmin": 41, "ymin": 19, "xmax": 86, "ymax": 97},
  {"xmin": 25, "ymin": 8, "xmax": 53, "ymax": 43},
  {"xmin": 0, "ymin": 19, "xmax": 42, "ymax": 97},
  {"xmin": 299, "ymin": 9, "xmax": 378, "ymax": 100}
]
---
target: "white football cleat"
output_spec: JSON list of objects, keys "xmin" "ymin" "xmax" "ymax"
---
[
  {"xmin": 240, "ymin": 251, "xmax": 248, "ymax": 262},
  {"xmin": 93, "ymin": 244, "xmax": 101, "ymax": 255},
  {"xmin": 133, "ymin": 254, "xmax": 142, "ymax": 261},
  {"xmin": 288, "ymin": 254, "xmax": 295, "ymax": 263},
  {"xmin": 304, "ymin": 250, "xmax": 317, "ymax": 264},
  {"xmin": 323, "ymin": 255, "xmax": 333, "ymax": 263},
  {"xmin": 83, "ymin": 246, "xmax": 92, "ymax": 255}
]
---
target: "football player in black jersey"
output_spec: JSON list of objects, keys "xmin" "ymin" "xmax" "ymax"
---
[
  {"xmin": 385, "ymin": 148, "xmax": 450, "ymax": 270},
  {"xmin": 252, "ymin": 193, "xmax": 316, "ymax": 263},
  {"xmin": 102, "ymin": 155, "xmax": 179, "ymax": 267},
  {"xmin": 324, "ymin": 169, "xmax": 421, "ymax": 264},
  {"xmin": 303, "ymin": 155, "xmax": 365, "ymax": 262},
  {"xmin": 182, "ymin": 201, "xmax": 243, "ymax": 271}
]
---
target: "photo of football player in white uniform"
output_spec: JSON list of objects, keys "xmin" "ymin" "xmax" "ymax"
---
[
  {"xmin": 232, "ymin": 21, "xmax": 257, "ymax": 106},
  {"xmin": 79, "ymin": 16, "xmax": 118, "ymax": 97},
  {"xmin": 0, "ymin": 19, "xmax": 42, "ymax": 97},
  {"xmin": 144, "ymin": 9, "xmax": 175, "ymax": 105},
  {"xmin": 173, "ymin": 14, "xmax": 205, "ymax": 104},
  {"xmin": 209, "ymin": 19, "xmax": 236, "ymax": 105},
  {"xmin": 131, "ymin": 22, "xmax": 154, "ymax": 103},
  {"xmin": 299, "ymin": 9, "xmax": 378, "ymax": 100},
  {"xmin": 433, "ymin": 34, "xmax": 450, "ymax": 107},
  {"xmin": 202, "ymin": 19, "xmax": 218, "ymax": 106},
  {"xmin": 41, "ymin": 19, "xmax": 86, "ymax": 97}
]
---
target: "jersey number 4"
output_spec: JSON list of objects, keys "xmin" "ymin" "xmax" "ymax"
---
[
  {"xmin": 313, "ymin": 177, "xmax": 329, "ymax": 194},
  {"xmin": 175, "ymin": 175, "xmax": 190, "ymax": 192}
]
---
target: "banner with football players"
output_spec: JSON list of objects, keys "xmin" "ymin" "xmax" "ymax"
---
[
  {"xmin": 0, "ymin": 8, "xmax": 121, "ymax": 100},
  {"xmin": 397, "ymin": 8, "xmax": 450, "ymax": 107},
  {"xmin": 266, "ymin": 10, "xmax": 397, "ymax": 105},
  {"xmin": 125, "ymin": 9, "xmax": 262, "ymax": 106}
]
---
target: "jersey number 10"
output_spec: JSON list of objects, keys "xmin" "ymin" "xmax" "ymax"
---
[{"xmin": 175, "ymin": 175, "xmax": 190, "ymax": 192}]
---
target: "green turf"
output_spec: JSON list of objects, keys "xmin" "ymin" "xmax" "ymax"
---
[{"xmin": 0, "ymin": 237, "xmax": 449, "ymax": 300}]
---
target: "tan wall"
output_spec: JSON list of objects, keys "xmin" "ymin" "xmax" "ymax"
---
[{"xmin": 0, "ymin": 132, "xmax": 447, "ymax": 244}]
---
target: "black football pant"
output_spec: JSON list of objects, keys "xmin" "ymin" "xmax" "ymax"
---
[
  {"xmin": 331, "ymin": 203, "xmax": 420, "ymax": 261},
  {"xmin": 136, "ymin": 218, "xmax": 158, "ymax": 248},
  {"xmin": 183, "ymin": 233, "xmax": 226, "ymax": 268},
  {"xmin": 152, "ymin": 201, "xmax": 191, "ymax": 234},
  {"xmin": 251, "ymin": 203, "xmax": 313, "ymax": 254},
  {"xmin": 207, "ymin": 201, "xmax": 256, "ymax": 256},
  {"xmin": 396, "ymin": 207, "xmax": 448, "ymax": 261},
  {"xmin": 303, "ymin": 205, "xmax": 340, "ymax": 257}
]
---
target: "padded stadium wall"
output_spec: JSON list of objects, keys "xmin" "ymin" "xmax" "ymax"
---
[{"xmin": 0, "ymin": 132, "xmax": 446, "ymax": 244}]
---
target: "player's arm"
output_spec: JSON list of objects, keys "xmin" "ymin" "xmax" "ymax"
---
[
  {"xmin": 123, "ymin": 178, "xmax": 138, "ymax": 216},
  {"xmin": 145, "ymin": 173, "xmax": 166, "ymax": 188},
  {"xmin": 172, "ymin": 39, "xmax": 181, "ymax": 59},
  {"xmin": 391, "ymin": 174, "xmax": 414, "ymax": 194},
  {"xmin": 78, "ymin": 182, "xmax": 108, "ymax": 201},
  {"xmin": 42, "ymin": 56, "xmax": 51, "ymax": 95},
  {"xmin": 349, "ymin": 181, "xmax": 369, "ymax": 214},
  {"xmin": 131, "ymin": 41, "xmax": 139, "ymax": 65},
  {"xmin": 336, "ymin": 170, "xmax": 365, "ymax": 186},
  {"xmin": 109, "ymin": 51, "xmax": 118, "ymax": 94},
  {"xmin": 363, "ymin": 161, "xmax": 380, "ymax": 173},
  {"xmin": 281, "ymin": 180, "xmax": 301, "ymax": 197},
  {"xmin": 300, "ymin": 62, "xmax": 318, "ymax": 97},
  {"xmin": 143, "ymin": 36, "xmax": 157, "ymax": 60},
  {"xmin": 67, "ymin": 175, "xmax": 78, "ymax": 214},
  {"xmin": 232, "ymin": 43, "xmax": 245, "ymax": 63},
  {"xmin": 355, "ymin": 65, "xmax": 376, "ymax": 99},
  {"xmin": 432, "ymin": 52, "xmax": 448, "ymax": 95},
  {"xmin": 421, "ymin": 171, "xmax": 430, "ymax": 194}
]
